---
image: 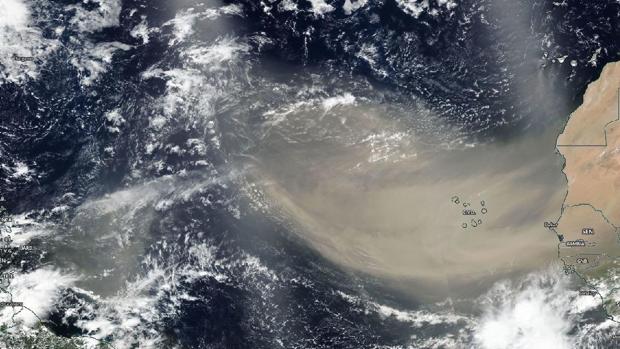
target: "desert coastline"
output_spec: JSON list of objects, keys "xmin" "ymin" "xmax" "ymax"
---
[
  {"xmin": 557, "ymin": 61, "xmax": 620, "ymax": 225},
  {"xmin": 555, "ymin": 61, "xmax": 620, "ymax": 284}
]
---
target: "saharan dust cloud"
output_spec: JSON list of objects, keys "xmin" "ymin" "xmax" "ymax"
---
[{"xmin": 237, "ymin": 97, "xmax": 567, "ymax": 300}]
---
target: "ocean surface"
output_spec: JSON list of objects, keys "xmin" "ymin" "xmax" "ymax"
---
[{"xmin": 0, "ymin": 0, "xmax": 619, "ymax": 348}]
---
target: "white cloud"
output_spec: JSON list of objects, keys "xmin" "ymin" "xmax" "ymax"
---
[
  {"xmin": 322, "ymin": 93, "xmax": 356, "ymax": 111},
  {"xmin": 0, "ymin": 0, "xmax": 59, "ymax": 84},
  {"xmin": 0, "ymin": 0, "xmax": 30, "ymax": 28},
  {"xmin": 70, "ymin": 41, "xmax": 132, "ymax": 86},
  {"xmin": 184, "ymin": 37, "xmax": 249, "ymax": 71},
  {"xmin": 474, "ymin": 270, "xmax": 575, "ymax": 349},
  {"xmin": 343, "ymin": 0, "xmax": 368, "ymax": 15},
  {"xmin": 165, "ymin": 9, "xmax": 198, "ymax": 45},
  {"xmin": 0, "ymin": 268, "xmax": 77, "ymax": 328},
  {"xmin": 130, "ymin": 17, "xmax": 151, "ymax": 44},
  {"xmin": 308, "ymin": 0, "xmax": 335, "ymax": 17},
  {"xmin": 396, "ymin": 0, "xmax": 458, "ymax": 18},
  {"xmin": 68, "ymin": 0, "xmax": 122, "ymax": 33}
]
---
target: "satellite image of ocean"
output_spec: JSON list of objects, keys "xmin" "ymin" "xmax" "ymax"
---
[{"xmin": 0, "ymin": 0, "xmax": 620, "ymax": 348}]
